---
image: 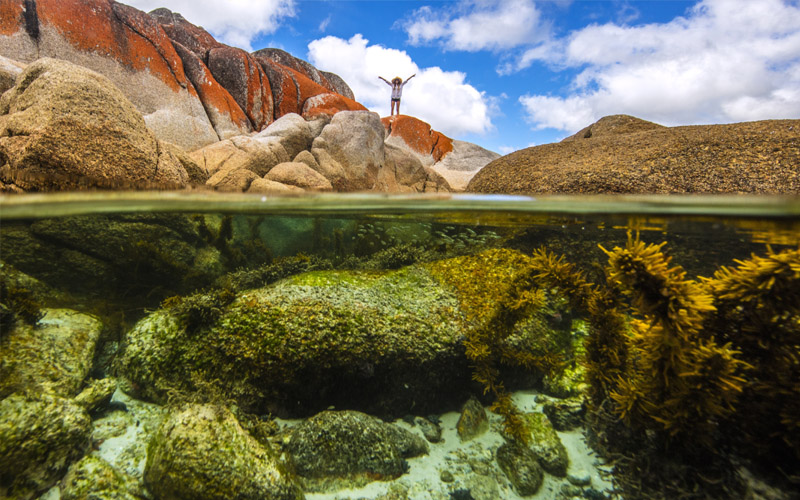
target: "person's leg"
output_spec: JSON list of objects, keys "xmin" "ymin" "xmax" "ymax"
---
[
  {"xmin": 390, "ymin": 100, "xmax": 395, "ymax": 115},
  {"xmin": 396, "ymin": 99, "xmax": 401, "ymax": 115}
]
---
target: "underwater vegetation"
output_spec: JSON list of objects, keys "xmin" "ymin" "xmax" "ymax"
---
[{"xmin": 524, "ymin": 233, "xmax": 800, "ymax": 497}]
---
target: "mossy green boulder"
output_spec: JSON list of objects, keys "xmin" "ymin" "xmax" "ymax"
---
[
  {"xmin": 0, "ymin": 393, "xmax": 92, "ymax": 500},
  {"xmin": 284, "ymin": 410, "xmax": 428, "ymax": 492},
  {"xmin": 144, "ymin": 404, "xmax": 303, "ymax": 500},
  {"xmin": 0, "ymin": 308, "xmax": 102, "ymax": 399},
  {"xmin": 118, "ymin": 249, "xmax": 575, "ymax": 416}
]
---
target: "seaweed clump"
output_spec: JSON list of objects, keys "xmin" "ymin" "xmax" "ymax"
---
[
  {"xmin": 530, "ymin": 233, "xmax": 800, "ymax": 497},
  {"xmin": 426, "ymin": 249, "xmax": 574, "ymax": 443}
]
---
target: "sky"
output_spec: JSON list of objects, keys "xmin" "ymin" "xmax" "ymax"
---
[{"xmin": 124, "ymin": 0, "xmax": 800, "ymax": 154}]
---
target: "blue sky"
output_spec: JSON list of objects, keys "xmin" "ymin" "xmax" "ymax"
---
[{"xmin": 126, "ymin": 0, "xmax": 800, "ymax": 154}]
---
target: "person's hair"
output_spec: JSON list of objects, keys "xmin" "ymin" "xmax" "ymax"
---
[{"xmin": 392, "ymin": 77, "xmax": 402, "ymax": 84}]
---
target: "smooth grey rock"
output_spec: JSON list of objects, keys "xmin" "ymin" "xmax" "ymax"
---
[
  {"xmin": 255, "ymin": 113, "xmax": 314, "ymax": 160},
  {"xmin": 311, "ymin": 111, "xmax": 385, "ymax": 191},
  {"xmin": 265, "ymin": 162, "xmax": 333, "ymax": 191}
]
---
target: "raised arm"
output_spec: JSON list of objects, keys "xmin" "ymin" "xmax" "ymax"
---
[
  {"xmin": 378, "ymin": 76, "xmax": 392, "ymax": 86},
  {"xmin": 404, "ymin": 74, "xmax": 416, "ymax": 83}
]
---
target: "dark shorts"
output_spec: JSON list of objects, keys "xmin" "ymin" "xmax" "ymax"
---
[{"xmin": 391, "ymin": 98, "xmax": 400, "ymax": 102}]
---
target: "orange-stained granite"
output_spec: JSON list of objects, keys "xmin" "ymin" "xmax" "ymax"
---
[
  {"xmin": 36, "ymin": 0, "xmax": 190, "ymax": 94},
  {"xmin": 254, "ymin": 57, "xmax": 300, "ymax": 120},
  {"xmin": 172, "ymin": 41, "xmax": 251, "ymax": 132},
  {"xmin": 0, "ymin": 0, "xmax": 24, "ymax": 36},
  {"xmin": 302, "ymin": 92, "xmax": 367, "ymax": 120},
  {"xmin": 381, "ymin": 115, "xmax": 454, "ymax": 162}
]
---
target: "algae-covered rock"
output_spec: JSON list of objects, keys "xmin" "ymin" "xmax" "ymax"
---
[
  {"xmin": 457, "ymin": 397, "xmax": 489, "ymax": 442},
  {"xmin": 0, "ymin": 393, "xmax": 92, "ymax": 500},
  {"xmin": 521, "ymin": 412, "xmax": 569, "ymax": 477},
  {"xmin": 73, "ymin": 378, "xmax": 117, "ymax": 414},
  {"xmin": 0, "ymin": 214, "xmax": 228, "ymax": 305},
  {"xmin": 496, "ymin": 442, "xmax": 544, "ymax": 496},
  {"xmin": 118, "ymin": 249, "xmax": 575, "ymax": 416},
  {"xmin": 542, "ymin": 397, "xmax": 585, "ymax": 431},
  {"xmin": 284, "ymin": 410, "xmax": 428, "ymax": 491},
  {"xmin": 61, "ymin": 455, "xmax": 145, "ymax": 500},
  {"xmin": 144, "ymin": 404, "xmax": 303, "ymax": 500},
  {"xmin": 0, "ymin": 308, "xmax": 102, "ymax": 399}
]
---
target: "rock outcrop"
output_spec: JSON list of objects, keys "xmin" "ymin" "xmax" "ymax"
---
[
  {"xmin": 468, "ymin": 116, "xmax": 800, "ymax": 194},
  {"xmin": 191, "ymin": 111, "xmax": 452, "ymax": 193},
  {"xmin": 0, "ymin": 0, "xmax": 360, "ymax": 150},
  {"xmin": 0, "ymin": 58, "xmax": 199, "ymax": 192},
  {"xmin": 381, "ymin": 115, "xmax": 497, "ymax": 191}
]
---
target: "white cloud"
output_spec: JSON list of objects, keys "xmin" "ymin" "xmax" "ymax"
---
[
  {"xmin": 402, "ymin": 0, "xmax": 549, "ymax": 52},
  {"xmin": 318, "ymin": 15, "xmax": 332, "ymax": 33},
  {"xmin": 307, "ymin": 34, "xmax": 493, "ymax": 137},
  {"xmin": 123, "ymin": 0, "xmax": 295, "ymax": 51},
  {"xmin": 520, "ymin": 0, "xmax": 800, "ymax": 132}
]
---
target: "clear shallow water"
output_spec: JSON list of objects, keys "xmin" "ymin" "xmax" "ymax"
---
[{"xmin": 1, "ymin": 192, "xmax": 799, "ymax": 500}]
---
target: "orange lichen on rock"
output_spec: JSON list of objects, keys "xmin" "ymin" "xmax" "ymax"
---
[
  {"xmin": 207, "ymin": 46, "xmax": 273, "ymax": 131},
  {"xmin": 382, "ymin": 115, "xmax": 454, "ymax": 162},
  {"xmin": 302, "ymin": 92, "xmax": 367, "ymax": 120},
  {"xmin": 36, "ymin": 0, "xmax": 191, "ymax": 94},
  {"xmin": 172, "ymin": 42, "xmax": 251, "ymax": 134},
  {"xmin": 0, "ymin": 0, "xmax": 24, "ymax": 36}
]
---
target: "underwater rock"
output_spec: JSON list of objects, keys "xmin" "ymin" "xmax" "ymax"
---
[
  {"xmin": 73, "ymin": 378, "xmax": 117, "ymax": 414},
  {"xmin": 284, "ymin": 410, "xmax": 428, "ymax": 491},
  {"xmin": 541, "ymin": 397, "xmax": 585, "ymax": 431},
  {"xmin": 117, "ymin": 249, "xmax": 573, "ymax": 416},
  {"xmin": 0, "ymin": 393, "xmax": 92, "ymax": 500},
  {"xmin": 60, "ymin": 455, "xmax": 145, "ymax": 500},
  {"xmin": 542, "ymin": 364, "xmax": 587, "ymax": 399},
  {"xmin": 457, "ymin": 397, "xmax": 489, "ymax": 442},
  {"xmin": 144, "ymin": 404, "xmax": 303, "ymax": 500},
  {"xmin": 520, "ymin": 412, "xmax": 569, "ymax": 477},
  {"xmin": 0, "ymin": 308, "xmax": 102, "ymax": 398},
  {"xmin": 0, "ymin": 214, "xmax": 226, "ymax": 304},
  {"xmin": 0, "ymin": 58, "xmax": 195, "ymax": 191},
  {"xmin": 416, "ymin": 416, "xmax": 443, "ymax": 443},
  {"xmin": 495, "ymin": 442, "xmax": 545, "ymax": 496}
]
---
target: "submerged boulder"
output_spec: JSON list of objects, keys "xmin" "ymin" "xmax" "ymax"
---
[
  {"xmin": 496, "ymin": 442, "xmax": 545, "ymax": 496},
  {"xmin": 145, "ymin": 404, "xmax": 303, "ymax": 500},
  {"xmin": 0, "ymin": 308, "xmax": 102, "ymax": 399},
  {"xmin": 61, "ymin": 455, "xmax": 145, "ymax": 500},
  {"xmin": 118, "ymin": 249, "xmax": 573, "ymax": 416},
  {"xmin": 284, "ymin": 410, "xmax": 428, "ymax": 491},
  {"xmin": 0, "ymin": 393, "xmax": 92, "ymax": 500},
  {"xmin": 0, "ymin": 58, "xmax": 199, "ymax": 191},
  {"xmin": 519, "ymin": 412, "xmax": 569, "ymax": 477}
]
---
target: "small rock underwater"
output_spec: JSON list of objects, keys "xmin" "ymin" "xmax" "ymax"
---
[{"xmin": 0, "ymin": 193, "xmax": 798, "ymax": 500}]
